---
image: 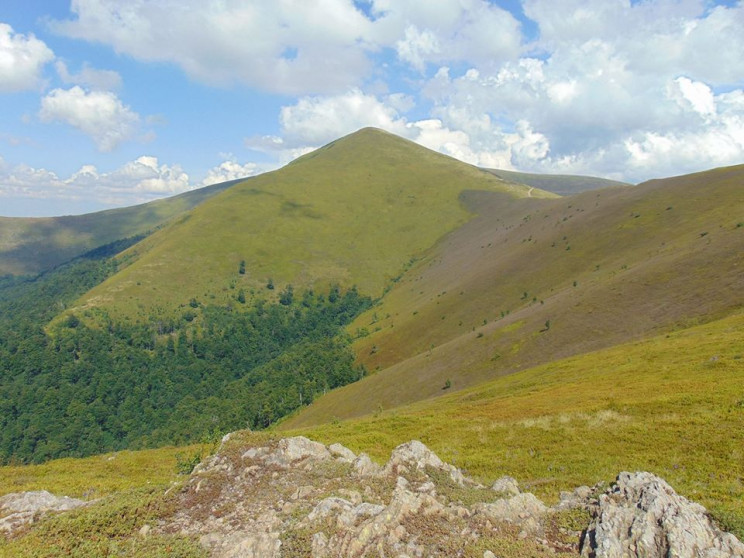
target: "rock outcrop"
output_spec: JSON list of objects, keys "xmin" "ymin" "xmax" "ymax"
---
[
  {"xmin": 3, "ymin": 437, "xmax": 742, "ymax": 558},
  {"xmin": 160, "ymin": 436, "xmax": 744, "ymax": 557},
  {"xmin": 581, "ymin": 471, "xmax": 744, "ymax": 558},
  {"xmin": 0, "ymin": 490, "xmax": 88, "ymax": 534}
]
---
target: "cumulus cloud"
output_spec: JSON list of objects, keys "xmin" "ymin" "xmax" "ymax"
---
[
  {"xmin": 0, "ymin": 156, "xmax": 193, "ymax": 208},
  {"xmin": 0, "ymin": 23, "xmax": 55, "ymax": 92},
  {"xmin": 201, "ymin": 159, "xmax": 264, "ymax": 186},
  {"xmin": 39, "ymin": 86, "xmax": 142, "ymax": 151},
  {"xmin": 245, "ymin": 89, "xmax": 411, "ymax": 160},
  {"xmin": 48, "ymin": 0, "xmax": 524, "ymax": 94},
  {"xmin": 50, "ymin": 0, "xmax": 375, "ymax": 94},
  {"xmin": 55, "ymin": 60, "xmax": 122, "ymax": 90},
  {"xmin": 405, "ymin": 1, "xmax": 744, "ymax": 181}
]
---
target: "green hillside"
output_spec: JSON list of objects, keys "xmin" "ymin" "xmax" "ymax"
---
[
  {"xmin": 283, "ymin": 164, "xmax": 744, "ymax": 427},
  {"xmin": 485, "ymin": 168, "xmax": 630, "ymax": 195},
  {"xmin": 0, "ymin": 179, "xmax": 239, "ymax": 276},
  {"xmin": 73, "ymin": 128, "xmax": 552, "ymax": 321},
  {"xmin": 2, "ymin": 309, "xmax": 742, "ymax": 555},
  {"xmin": 287, "ymin": 308, "xmax": 744, "ymax": 536}
]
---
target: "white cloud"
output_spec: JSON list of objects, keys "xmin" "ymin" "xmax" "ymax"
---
[
  {"xmin": 371, "ymin": 0, "xmax": 523, "ymax": 70},
  {"xmin": 50, "ymin": 0, "xmax": 375, "ymax": 94},
  {"xmin": 202, "ymin": 159, "xmax": 264, "ymax": 186},
  {"xmin": 0, "ymin": 156, "xmax": 194, "ymax": 208},
  {"xmin": 39, "ymin": 86, "xmax": 142, "ymax": 151},
  {"xmin": 407, "ymin": 1, "xmax": 744, "ymax": 181},
  {"xmin": 49, "ymin": 0, "xmax": 524, "ymax": 94},
  {"xmin": 245, "ymin": 89, "xmax": 410, "ymax": 158},
  {"xmin": 0, "ymin": 23, "xmax": 55, "ymax": 92},
  {"xmin": 55, "ymin": 60, "xmax": 122, "ymax": 91},
  {"xmin": 396, "ymin": 25, "xmax": 440, "ymax": 72}
]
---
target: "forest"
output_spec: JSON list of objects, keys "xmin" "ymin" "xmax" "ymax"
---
[{"xmin": 0, "ymin": 245, "xmax": 371, "ymax": 464}]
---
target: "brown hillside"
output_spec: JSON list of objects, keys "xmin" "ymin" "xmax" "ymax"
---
[{"xmin": 282, "ymin": 164, "xmax": 744, "ymax": 427}]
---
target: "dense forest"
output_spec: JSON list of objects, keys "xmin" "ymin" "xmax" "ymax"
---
[{"xmin": 0, "ymin": 245, "xmax": 371, "ymax": 464}]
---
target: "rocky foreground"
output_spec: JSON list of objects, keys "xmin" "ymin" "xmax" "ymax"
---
[{"xmin": 2, "ymin": 436, "xmax": 743, "ymax": 557}]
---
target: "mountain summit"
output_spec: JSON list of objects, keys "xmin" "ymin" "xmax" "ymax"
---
[{"xmin": 74, "ymin": 128, "xmax": 547, "ymax": 319}]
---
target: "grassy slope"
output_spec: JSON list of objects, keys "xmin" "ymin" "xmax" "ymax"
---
[
  {"xmin": 0, "ymin": 179, "xmax": 239, "ymax": 276},
  {"xmin": 2, "ymin": 311, "xmax": 742, "ymax": 545},
  {"xmin": 75, "ymin": 128, "xmax": 552, "ymax": 320},
  {"xmin": 485, "ymin": 168, "xmax": 630, "ymax": 195},
  {"xmin": 282, "ymin": 164, "xmax": 744, "ymax": 427},
  {"xmin": 288, "ymin": 309, "xmax": 744, "ymax": 534}
]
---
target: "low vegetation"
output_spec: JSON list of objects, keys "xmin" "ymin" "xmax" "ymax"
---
[{"xmin": 287, "ymin": 310, "xmax": 744, "ymax": 538}]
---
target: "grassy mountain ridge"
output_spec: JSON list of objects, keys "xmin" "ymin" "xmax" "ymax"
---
[
  {"xmin": 484, "ymin": 168, "xmax": 630, "ymax": 195},
  {"xmin": 73, "ymin": 128, "xmax": 553, "ymax": 320},
  {"xmin": 282, "ymin": 163, "xmax": 744, "ymax": 427},
  {"xmin": 0, "ymin": 179, "xmax": 240, "ymax": 277}
]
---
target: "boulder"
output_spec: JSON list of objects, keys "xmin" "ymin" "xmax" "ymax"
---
[
  {"xmin": 580, "ymin": 471, "xmax": 744, "ymax": 558},
  {"xmin": 0, "ymin": 490, "xmax": 88, "ymax": 534}
]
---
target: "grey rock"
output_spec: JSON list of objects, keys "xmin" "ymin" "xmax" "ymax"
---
[
  {"xmin": 263, "ymin": 436, "xmax": 331, "ymax": 469},
  {"xmin": 306, "ymin": 497, "xmax": 354, "ymax": 523},
  {"xmin": 491, "ymin": 475, "xmax": 521, "ymax": 497},
  {"xmin": 203, "ymin": 531, "xmax": 281, "ymax": 558},
  {"xmin": 474, "ymin": 493, "xmax": 548, "ymax": 537},
  {"xmin": 0, "ymin": 490, "xmax": 88, "ymax": 534},
  {"xmin": 352, "ymin": 453, "xmax": 382, "ymax": 477},
  {"xmin": 385, "ymin": 440, "xmax": 465, "ymax": 485},
  {"xmin": 581, "ymin": 471, "xmax": 744, "ymax": 558},
  {"xmin": 329, "ymin": 443, "xmax": 356, "ymax": 462}
]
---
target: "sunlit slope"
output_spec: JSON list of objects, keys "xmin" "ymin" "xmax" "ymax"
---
[
  {"xmin": 76, "ymin": 128, "xmax": 553, "ymax": 319},
  {"xmin": 1, "ymin": 312, "xmax": 741, "ymax": 541},
  {"xmin": 0, "ymin": 179, "xmax": 238, "ymax": 276},
  {"xmin": 288, "ymin": 309, "xmax": 744, "ymax": 535},
  {"xmin": 283, "ymin": 164, "xmax": 744, "ymax": 427}
]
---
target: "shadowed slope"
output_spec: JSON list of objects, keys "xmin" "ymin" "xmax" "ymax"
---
[
  {"xmin": 0, "ymin": 179, "xmax": 239, "ymax": 276},
  {"xmin": 75, "ymin": 128, "xmax": 551, "ymax": 320},
  {"xmin": 282, "ymin": 164, "xmax": 744, "ymax": 427},
  {"xmin": 485, "ymin": 168, "xmax": 630, "ymax": 195}
]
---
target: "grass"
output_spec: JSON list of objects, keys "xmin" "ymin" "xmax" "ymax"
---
[
  {"xmin": 0, "ymin": 444, "xmax": 204, "ymax": 499},
  {"xmin": 485, "ymin": 168, "xmax": 630, "ymax": 195},
  {"xmin": 0, "ymin": 312, "xmax": 741, "ymax": 553},
  {"xmin": 283, "ymin": 309, "xmax": 744, "ymax": 538},
  {"xmin": 74, "ymin": 128, "xmax": 550, "ymax": 320},
  {"xmin": 0, "ymin": 486, "xmax": 207, "ymax": 557},
  {"xmin": 283, "ymin": 163, "xmax": 744, "ymax": 426}
]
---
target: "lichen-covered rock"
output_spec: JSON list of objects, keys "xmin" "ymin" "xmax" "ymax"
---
[
  {"xmin": 491, "ymin": 475, "xmax": 521, "ymax": 497},
  {"xmin": 580, "ymin": 471, "xmax": 744, "ymax": 558},
  {"xmin": 352, "ymin": 453, "xmax": 382, "ymax": 477},
  {"xmin": 328, "ymin": 443, "xmax": 356, "ymax": 463},
  {"xmin": 150, "ymin": 436, "xmax": 743, "ymax": 558},
  {"xmin": 474, "ymin": 493, "xmax": 548, "ymax": 537},
  {"xmin": 201, "ymin": 531, "xmax": 280, "ymax": 558},
  {"xmin": 264, "ymin": 436, "xmax": 331, "ymax": 468},
  {"xmin": 0, "ymin": 490, "xmax": 88, "ymax": 534},
  {"xmin": 384, "ymin": 440, "xmax": 465, "ymax": 485}
]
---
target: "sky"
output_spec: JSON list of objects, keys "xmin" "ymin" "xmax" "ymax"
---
[{"xmin": 0, "ymin": 1, "xmax": 743, "ymax": 217}]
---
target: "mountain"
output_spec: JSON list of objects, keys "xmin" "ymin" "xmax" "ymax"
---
[
  {"xmin": 70, "ymin": 128, "xmax": 551, "ymax": 321},
  {"xmin": 484, "ymin": 168, "xmax": 630, "ymax": 194},
  {"xmin": 0, "ymin": 178, "xmax": 240, "ymax": 277},
  {"xmin": 0, "ymin": 129, "xmax": 742, "ymax": 552},
  {"xmin": 281, "ymin": 163, "xmax": 744, "ymax": 427}
]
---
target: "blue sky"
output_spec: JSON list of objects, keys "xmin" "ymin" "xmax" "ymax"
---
[{"xmin": 1, "ymin": 0, "xmax": 743, "ymax": 216}]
